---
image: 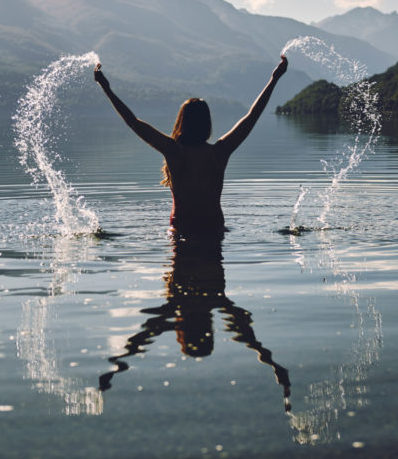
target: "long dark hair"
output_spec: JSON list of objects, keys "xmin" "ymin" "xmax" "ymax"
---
[{"xmin": 161, "ymin": 98, "xmax": 212, "ymax": 186}]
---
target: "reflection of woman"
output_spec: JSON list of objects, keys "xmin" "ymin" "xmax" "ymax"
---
[
  {"xmin": 94, "ymin": 56, "xmax": 287, "ymax": 235},
  {"xmin": 99, "ymin": 236, "xmax": 291, "ymax": 413}
]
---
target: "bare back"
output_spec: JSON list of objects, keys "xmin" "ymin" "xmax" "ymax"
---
[{"xmin": 165, "ymin": 143, "xmax": 229, "ymax": 235}]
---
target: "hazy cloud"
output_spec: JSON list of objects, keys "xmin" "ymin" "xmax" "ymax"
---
[
  {"xmin": 238, "ymin": 0, "xmax": 275, "ymax": 12},
  {"xmin": 228, "ymin": 0, "xmax": 395, "ymax": 23},
  {"xmin": 334, "ymin": 0, "xmax": 382, "ymax": 9}
]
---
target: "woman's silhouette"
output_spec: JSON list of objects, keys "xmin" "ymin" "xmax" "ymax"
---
[
  {"xmin": 94, "ymin": 56, "xmax": 287, "ymax": 235},
  {"xmin": 99, "ymin": 236, "xmax": 291, "ymax": 413}
]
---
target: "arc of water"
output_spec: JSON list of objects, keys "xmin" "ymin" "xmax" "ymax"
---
[
  {"xmin": 13, "ymin": 52, "xmax": 100, "ymax": 236},
  {"xmin": 317, "ymin": 80, "xmax": 382, "ymax": 227},
  {"xmin": 283, "ymin": 37, "xmax": 384, "ymax": 443},
  {"xmin": 281, "ymin": 36, "xmax": 382, "ymax": 229},
  {"xmin": 282, "ymin": 36, "xmax": 367, "ymax": 84}
]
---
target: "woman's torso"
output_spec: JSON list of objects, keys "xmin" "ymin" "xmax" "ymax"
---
[{"xmin": 166, "ymin": 143, "xmax": 228, "ymax": 234}]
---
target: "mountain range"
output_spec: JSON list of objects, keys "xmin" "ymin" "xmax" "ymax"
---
[
  {"xmin": 0, "ymin": 0, "xmax": 396, "ymax": 116},
  {"xmin": 314, "ymin": 7, "xmax": 398, "ymax": 60}
]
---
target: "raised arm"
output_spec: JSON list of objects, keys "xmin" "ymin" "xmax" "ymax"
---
[
  {"xmin": 216, "ymin": 56, "xmax": 288, "ymax": 156},
  {"xmin": 94, "ymin": 64, "xmax": 176, "ymax": 156}
]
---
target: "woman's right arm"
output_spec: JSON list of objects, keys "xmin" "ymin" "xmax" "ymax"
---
[
  {"xmin": 215, "ymin": 56, "xmax": 288, "ymax": 157},
  {"xmin": 94, "ymin": 64, "xmax": 176, "ymax": 156}
]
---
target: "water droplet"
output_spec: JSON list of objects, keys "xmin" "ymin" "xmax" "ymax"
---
[
  {"xmin": 166, "ymin": 363, "xmax": 176, "ymax": 368},
  {"xmin": 137, "ymin": 386, "xmax": 143, "ymax": 392},
  {"xmin": 230, "ymin": 380, "xmax": 237, "ymax": 386},
  {"xmin": 69, "ymin": 362, "xmax": 79, "ymax": 367},
  {"xmin": 163, "ymin": 381, "xmax": 170, "ymax": 387},
  {"xmin": 352, "ymin": 442, "xmax": 365, "ymax": 448},
  {"xmin": 0, "ymin": 405, "xmax": 14, "ymax": 412}
]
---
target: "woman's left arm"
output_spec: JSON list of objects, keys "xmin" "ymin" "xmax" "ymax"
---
[
  {"xmin": 215, "ymin": 56, "xmax": 288, "ymax": 157},
  {"xmin": 94, "ymin": 64, "xmax": 176, "ymax": 156}
]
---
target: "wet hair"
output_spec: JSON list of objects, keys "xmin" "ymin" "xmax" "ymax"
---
[{"xmin": 161, "ymin": 98, "xmax": 212, "ymax": 186}]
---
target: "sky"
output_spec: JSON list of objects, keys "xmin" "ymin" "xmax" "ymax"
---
[{"xmin": 227, "ymin": 0, "xmax": 398, "ymax": 23}]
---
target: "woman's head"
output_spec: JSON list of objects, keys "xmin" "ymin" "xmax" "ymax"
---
[
  {"xmin": 161, "ymin": 98, "xmax": 212, "ymax": 186},
  {"xmin": 172, "ymin": 98, "xmax": 212, "ymax": 145}
]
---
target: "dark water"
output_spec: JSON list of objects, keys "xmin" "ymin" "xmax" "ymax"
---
[{"xmin": 0, "ymin": 111, "xmax": 398, "ymax": 458}]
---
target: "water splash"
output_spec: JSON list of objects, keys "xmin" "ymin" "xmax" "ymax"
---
[
  {"xmin": 317, "ymin": 79, "xmax": 382, "ymax": 227},
  {"xmin": 283, "ymin": 37, "xmax": 384, "ymax": 444},
  {"xmin": 282, "ymin": 36, "xmax": 367, "ymax": 84},
  {"xmin": 281, "ymin": 36, "xmax": 382, "ymax": 229},
  {"xmin": 13, "ymin": 52, "xmax": 100, "ymax": 236},
  {"xmin": 290, "ymin": 185, "xmax": 309, "ymax": 232}
]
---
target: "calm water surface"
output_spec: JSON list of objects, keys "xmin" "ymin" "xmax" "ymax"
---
[{"xmin": 0, "ymin": 112, "xmax": 397, "ymax": 458}]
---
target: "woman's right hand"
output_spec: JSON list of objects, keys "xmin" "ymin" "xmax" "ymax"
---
[
  {"xmin": 272, "ymin": 55, "xmax": 288, "ymax": 80},
  {"xmin": 94, "ymin": 63, "xmax": 110, "ymax": 90}
]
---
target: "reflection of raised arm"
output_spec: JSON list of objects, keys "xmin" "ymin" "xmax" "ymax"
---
[
  {"xmin": 221, "ymin": 302, "xmax": 291, "ymax": 412},
  {"xmin": 99, "ymin": 312, "xmax": 175, "ymax": 391},
  {"xmin": 216, "ymin": 56, "xmax": 288, "ymax": 157},
  {"xmin": 94, "ymin": 64, "xmax": 177, "ymax": 156}
]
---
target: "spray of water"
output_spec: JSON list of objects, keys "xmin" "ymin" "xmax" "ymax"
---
[
  {"xmin": 290, "ymin": 185, "xmax": 309, "ymax": 232},
  {"xmin": 282, "ymin": 36, "xmax": 367, "ymax": 85},
  {"xmin": 317, "ymin": 79, "xmax": 382, "ymax": 227},
  {"xmin": 282, "ymin": 38, "xmax": 383, "ymax": 443},
  {"xmin": 13, "ymin": 52, "xmax": 100, "ymax": 236},
  {"xmin": 282, "ymin": 36, "xmax": 382, "ymax": 229}
]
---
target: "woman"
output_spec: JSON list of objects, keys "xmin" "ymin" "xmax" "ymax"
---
[{"xmin": 94, "ymin": 56, "xmax": 287, "ymax": 236}]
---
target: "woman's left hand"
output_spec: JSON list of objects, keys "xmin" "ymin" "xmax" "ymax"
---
[
  {"xmin": 272, "ymin": 55, "xmax": 288, "ymax": 80},
  {"xmin": 94, "ymin": 63, "xmax": 110, "ymax": 90}
]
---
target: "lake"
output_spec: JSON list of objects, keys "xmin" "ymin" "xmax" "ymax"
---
[{"xmin": 0, "ymin": 109, "xmax": 397, "ymax": 458}]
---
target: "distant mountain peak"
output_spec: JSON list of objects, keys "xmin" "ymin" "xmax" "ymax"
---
[
  {"xmin": 348, "ymin": 6, "xmax": 381, "ymax": 13},
  {"xmin": 314, "ymin": 6, "xmax": 398, "ymax": 59}
]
